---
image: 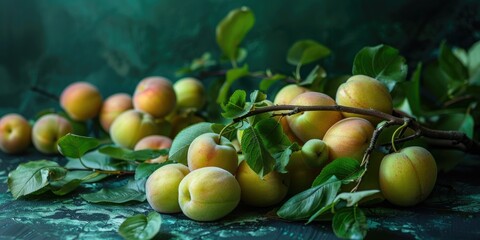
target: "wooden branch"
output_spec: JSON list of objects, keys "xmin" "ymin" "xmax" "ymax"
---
[{"xmin": 233, "ymin": 104, "xmax": 480, "ymax": 155}]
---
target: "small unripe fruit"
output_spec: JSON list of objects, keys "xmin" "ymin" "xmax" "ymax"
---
[
  {"xmin": 60, "ymin": 81, "xmax": 103, "ymax": 121},
  {"xmin": 379, "ymin": 146, "xmax": 437, "ymax": 206},
  {"xmin": 301, "ymin": 139, "xmax": 329, "ymax": 168},
  {"xmin": 336, "ymin": 75, "xmax": 392, "ymax": 124}
]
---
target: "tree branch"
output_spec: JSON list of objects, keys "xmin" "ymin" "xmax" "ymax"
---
[{"xmin": 233, "ymin": 104, "xmax": 480, "ymax": 155}]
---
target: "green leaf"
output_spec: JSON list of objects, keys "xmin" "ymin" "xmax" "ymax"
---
[
  {"xmin": 217, "ymin": 64, "xmax": 250, "ymax": 104},
  {"xmin": 312, "ymin": 157, "xmax": 363, "ymax": 187},
  {"xmin": 241, "ymin": 125, "xmax": 275, "ymax": 177},
  {"xmin": 216, "ymin": 7, "xmax": 255, "ymax": 61},
  {"xmin": 287, "ymin": 39, "xmax": 331, "ymax": 66},
  {"xmin": 259, "ymin": 73, "xmax": 286, "ymax": 92},
  {"xmin": 50, "ymin": 171, "xmax": 106, "ymax": 196},
  {"xmin": 468, "ymin": 41, "xmax": 480, "ymax": 79},
  {"xmin": 135, "ymin": 161, "xmax": 174, "ymax": 180},
  {"xmin": 422, "ymin": 61, "xmax": 451, "ymax": 103},
  {"xmin": 65, "ymin": 150, "xmax": 136, "ymax": 172},
  {"xmin": 299, "ymin": 65, "xmax": 327, "ymax": 87},
  {"xmin": 57, "ymin": 133, "xmax": 100, "ymax": 158},
  {"xmin": 221, "ymin": 90, "xmax": 248, "ymax": 118},
  {"xmin": 168, "ymin": 122, "xmax": 216, "ymax": 165},
  {"xmin": 352, "ymin": 44, "xmax": 408, "ymax": 91},
  {"xmin": 118, "ymin": 211, "xmax": 162, "ymax": 240},
  {"xmin": 254, "ymin": 118, "xmax": 299, "ymax": 173},
  {"xmin": 98, "ymin": 145, "xmax": 168, "ymax": 162},
  {"xmin": 459, "ymin": 113, "xmax": 475, "ymax": 139},
  {"xmin": 439, "ymin": 41, "xmax": 468, "ymax": 81},
  {"xmin": 334, "ymin": 190, "xmax": 381, "ymax": 207},
  {"xmin": 435, "ymin": 113, "xmax": 475, "ymax": 139},
  {"xmin": 81, "ymin": 179, "xmax": 146, "ymax": 203},
  {"xmin": 404, "ymin": 63, "xmax": 423, "ymax": 117},
  {"xmin": 7, "ymin": 160, "xmax": 67, "ymax": 199},
  {"xmin": 332, "ymin": 207, "xmax": 367, "ymax": 239},
  {"xmin": 277, "ymin": 176, "xmax": 342, "ymax": 220}
]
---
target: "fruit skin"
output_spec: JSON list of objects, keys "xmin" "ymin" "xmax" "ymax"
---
[
  {"xmin": 178, "ymin": 167, "xmax": 241, "ymax": 221},
  {"xmin": 236, "ymin": 160, "xmax": 289, "ymax": 207},
  {"xmin": 323, "ymin": 117, "xmax": 375, "ymax": 162},
  {"xmin": 187, "ymin": 133, "xmax": 238, "ymax": 175},
  {"xmin": 145, "ymin": 163, "xmax": 190, "ymax": 213},
  {"xmin": 0, "ymin": 113, "xmax": 32, "ymax": 154},
  {"xmin": 60, "ymin": 81, "xmax": 103, "ymax": 121},
  {"xmin": 336, "ymin": 75, "xmax": 392, "ymax": 124},
  {"xmin": 273, "ymin": 84, "xmax": 310, "ymax": 143},
  {"xmin": 286, "ymin": 151, "xmax": 321, "ymax": 196},
  {"xmin": 287, "ymin": 92, "xmax": 342, "ymax": 142},
  {"xmin": 133, "ymin": 76, "xmax": 177, "ymax": 118},
  {"xmin": 379, "ymin": 146, "xmax": 437, "ymax": 207},
  {"xmin": 109, "ymin": 109, "xmax": 169, "ymax": 149},
  {"xmin": 273, "ymin": 84, "xmax": 310, "ymax": 106},
  {"xmin": 99, "ymin": 93, "xmax": 133, "ymax": 133},
  {"xmin": 32, "ymin": 114, "xmax": 73, "ymax": 154},
  {"xmin": 173, "ymin": 77, "xmax": 206, "ymax": 110},
  {"xmin": 134, "ymin": 135, "xmax": 173, "ymax": 163}
]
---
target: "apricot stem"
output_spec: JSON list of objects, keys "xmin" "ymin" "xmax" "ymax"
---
[{"xmin": 391, "ymin": 119, "xmax": 410, "ymax": 153}]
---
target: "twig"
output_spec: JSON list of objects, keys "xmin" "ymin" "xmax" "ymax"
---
[
  {"xmin": 233, "ymin": 104, "xmax": 480, "ymax": 155},
  {"xmin": 30, "ymin": 86, "xmax": 59, "ymax": 102}
]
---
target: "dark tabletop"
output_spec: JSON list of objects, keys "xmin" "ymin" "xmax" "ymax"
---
[{"xmin": 1, "ymin": 150, "xmax": 480, "ymax": 240}]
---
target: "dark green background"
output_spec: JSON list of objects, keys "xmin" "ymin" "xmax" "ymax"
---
[{"xmin": 1, "ymin": 0, "xmax": 479, "ymax": 117}]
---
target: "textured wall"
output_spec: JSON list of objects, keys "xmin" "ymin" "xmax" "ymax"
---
[{"xmin": 1, "ymin": 0, "xmax": 479, "ymax": 116}]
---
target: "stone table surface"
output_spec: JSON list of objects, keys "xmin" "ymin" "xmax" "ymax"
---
[{"xmin": 1, "ymin": 151, "xmax": 480, "ymax": 240}]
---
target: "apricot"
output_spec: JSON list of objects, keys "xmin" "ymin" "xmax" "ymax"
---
[
  {"xmin": 134, "ymin": 135, "xmax": 172, "ymax": 163},
  {"xmin": 287, "ymin": 92, "xmax": 342, "ymax": 142},
  {"xmin": 173, "ymin": 77, "xmax": 206, "ymax": 110},
  {"xmin": 178, "ymin": 167, "xmax": 241, "ymax": 221},
  {"xmin": 133, "ymin": 76, "xmax": 176, "ymax": 118},
  {"xmin": 109, "ymin": 110, "xmax": 169, "ymax": 149},
  {"xmin": 379, "ymin": 146, "xmax": 437, "ymax": 206},
  {"xmin": 323, "ymin": 117, "xmax": 375, "ymax": 162},
  {"xmin": 336, "ymin": 75, "xmax": 392, "ymax": 124},
  {"xmin": 0, "ymin": 113, "xmax": 32, "ymax": 154},
  {"xmin": 187, "ymin": 133, "xmax": 238, "ymax": 175},
  {"xmin": 60, "ymin": 81, "xmax": 103, "ymax": 121},
  {"xmin": 286, "ymin": 151, "xmax": 321, "ymax": 195},
  {"xmin": 236, "ymin": 160, "xmax": 289, "ymax": 207},
  {"xmin": 273, "ymin": 84, "xmax": 310, "ymax": 143},
  {"xmin": 99, "ymin": 93, "xmax": 133, "ymax": 133},
  {"xmin": 146, "ymin": 163, "xmax": 190, "ymax": 213},
  {"xmin": 32, "ymin": 114, "xmax": 72, "ymax": 154}
]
